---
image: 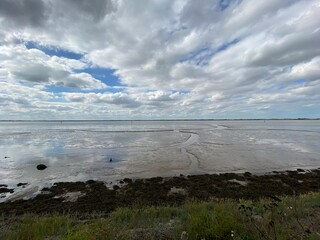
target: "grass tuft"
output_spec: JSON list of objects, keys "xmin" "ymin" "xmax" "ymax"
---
[{"xmin": 1, "ymin": 192, "xmax": 320, "ymax": 239}]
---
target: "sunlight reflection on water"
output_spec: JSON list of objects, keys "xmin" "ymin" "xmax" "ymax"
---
[{"xmin": 0, "ymin": 120, "xmax": 320, "ymax": 201}]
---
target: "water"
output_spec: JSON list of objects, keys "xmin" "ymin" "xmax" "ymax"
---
[{"xmin": 1, "ymin": 120, "xmax": 320, "ymax": 201}]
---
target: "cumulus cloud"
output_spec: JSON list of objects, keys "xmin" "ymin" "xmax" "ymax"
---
[
  {"xmin": 0, "ymin": 0, "xmax": 319, "ymax": 119},
  {"xmin": 0, "ymin": 45, "xmax": 106, "ymax": 89},
  {"xmin": 65, "ymin": 92, "xmax": 140, "ymax": 108}
]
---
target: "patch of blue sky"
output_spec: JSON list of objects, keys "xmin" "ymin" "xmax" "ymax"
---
[
  {"xmin": 46, "ymin": 93, "xmax": 67, "ymax": 103},
  {"xmin": 217, "ymin": 0, "xmax": 238, "ymax": 11},
  {"xmin": 45, "ymin": 85, "xmax": 79, "ymax": 94},
  {"xmin": 274, "ymin": 79, "xmax": 306, "ymax": 91},
  {"xmin": 165, "ymin": 24, "xmax": 188, "ymax": 43},
  {"xmin": 276, "ymin": 83, "xmax": 287, "ymax": 90},
  {"xmin": 217, "ymin": 0, "xmax": 231, "ymax": 11},
  {"xmin": 293, "ymin": 79, "xmax": 306, "ymax": 85},
  {"xmin": 91, "ymin": 87, "xmax": 125, "ymax": 94},
  {"xmin": 180, "ymin": 38, "xmax": 240, "ymax": 66},
  {"xmin": 24, "ymin": 42, "xmax": 125, "ymax": 90},
  {"xmin": 77, "ymin": 67, "xmax": 124, "ymax": 87},
  {"xmin": 81, "ymin": 67, "xmax": 124, "ymax": 87},
  {"xmin": 187, "ymin": 47, "xmax": 212, "ymax": 66},
  {"xmin": 230, "ymin": 94, "xmax": 246, "ymax": 101},
  {"xmin": 25, "ymin": 41, "xmax": 83, "ymax": 60},
  {"xmin": 216, "ymin": 38, "xmax": 239, "ymax": 52},
  {"xmin": 42, "ymin": 67, "xmax": 124, "ymax": 94},
  {"xmin": 273, "ymin": 107, "xmax": 318, "ymax": 119},
  {"xmin": 18, "ymin": 79, "xmax": 40, "ymax": 88},
  {"xmin": 168, "ymin": 25, "xmax": 188, "ymax": 36},
  {"xmin": 172, "ymin": 90, "xmax": 190, "ymax": 94}
]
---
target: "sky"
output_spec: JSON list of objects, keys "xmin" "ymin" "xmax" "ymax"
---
[{"xmin": 0, "ymin": 0, "xmax": 319, "ymax": 120}]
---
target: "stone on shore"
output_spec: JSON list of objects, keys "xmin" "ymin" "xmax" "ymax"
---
[{"xmin": 37, "ymin": 164, "xmax": 47, "ymax": 170}]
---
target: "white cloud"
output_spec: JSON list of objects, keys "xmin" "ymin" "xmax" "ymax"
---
[
  {"xmin": 0, "ymin": 0, "xmax": 319, "ymax": 119},
  {"xmin": 0, "ymin": 44, "xmax": 106, "ymax": 89},
  {"xmin": 287, "ymin": 57, "xmax": 320, "ymax": 82}
]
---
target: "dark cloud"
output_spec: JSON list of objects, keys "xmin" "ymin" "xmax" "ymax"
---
[
  {"xmin": 64, "ymin": 0, "xmax": 116, "ymax": 21},
  {"xmin": 95, "ymin": 93, "xmax": 141, "ymax": 108},
  {"xmin": 248, "ymin": 32, "xmax": 320, "ymax": 67},
  {"xmin": 65, "ymin": 92, "xmax": 141, "ymax": 109},
  {"xmin": 11, "ymin": 63, "xmax": 51, "ymax": 83},
  {"xmin": 180, "ymin": 0, "xmax": 222, "ymax": 28},
  {"xmin": 0, "ymin": 0, "xmax": 47, "ymax": 27}
]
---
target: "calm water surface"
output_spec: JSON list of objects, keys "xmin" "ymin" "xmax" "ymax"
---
[{"xmin": 1, "ymin": 120, "xmax": 320, "ymax": 201}]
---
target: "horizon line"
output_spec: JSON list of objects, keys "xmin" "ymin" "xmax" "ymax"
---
[{"xmin": 0, "ymin": 118, "xmax": 319, "ymax": 122}]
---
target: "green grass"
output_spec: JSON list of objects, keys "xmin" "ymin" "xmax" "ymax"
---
[
  {"xmin": 1, "ymin": 215, "xmax": 73, "ymax": 240},
  {"xmin": 1, "ymin": 192, "xmax": 320, "ymax": 240},
  {"xmin": 182, "ymin": 200, "xmax": 243, "ymax": 239}
]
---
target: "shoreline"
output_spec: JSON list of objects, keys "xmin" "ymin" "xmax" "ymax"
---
[{"xmin": 1, "ymin": 168, "xmax": 320, "ymax": 216}]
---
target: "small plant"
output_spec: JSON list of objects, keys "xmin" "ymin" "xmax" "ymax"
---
[
  {"xmin": 1, "ymin": 214, "xmax": 73, "ymax": 240},
  {"xmin": 182, "ymin": 200, "xmax": 244, "ymax": 239},
  {"xmin": 1, "ymin": 192, "xmax": 320, "ymax": 240},
  {"xmin": 237, "ymin": 193, "xmax": 320, "ymax": 240}
]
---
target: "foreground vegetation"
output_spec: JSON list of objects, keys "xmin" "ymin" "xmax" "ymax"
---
[{"xmin": 1, "ymin": 192, "xmax": 320, "ymax": 240}]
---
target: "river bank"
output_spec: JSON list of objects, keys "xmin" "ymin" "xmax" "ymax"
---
[{"xmin": 1, "ymin": 168, "xmax": 320, "ymax": 216}]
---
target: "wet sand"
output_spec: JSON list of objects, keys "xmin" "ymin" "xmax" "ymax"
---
[
  {"xmin": 1, "ymin": 120, "xmax": 320, "ymax": 189},
  {"xmin": 1, "ymin": 169, "xmax": 320, "ymax": 216}
]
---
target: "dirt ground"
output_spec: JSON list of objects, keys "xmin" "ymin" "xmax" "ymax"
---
[{"xmin": 1, "ymin": 169, "xmax": 320, "ymax": 216}]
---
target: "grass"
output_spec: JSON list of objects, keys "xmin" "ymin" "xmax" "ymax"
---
[
  {"xmin": 183, "ymin": 200, "xmax": 243, "ymax": 239},
  {"xmin": 0, "ymin": 215, "xmax": 73, "ymax": 240},
  {"xmin": 1, "ymin": 192, "xmax": 320, "ymax": 240}
]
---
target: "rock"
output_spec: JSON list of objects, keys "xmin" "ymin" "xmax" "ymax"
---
[
  {"xmin": 17, "ymin": 183, "xmax": 28, "ymax": 187},
  {"xmin": 168, "ymin": 187, "xmax": 187, "ymax": 196},
  {"xmin": 181, "ymin": 231, "xmax": 189, "ymax": 240},
  {"xmin": 86, "ymin": 180, "xmax": 96, "ymax": 185},
  {"xmin": 36, "ymin": 164, "xmax": 47, "ymax": 170},
  {"xmin": 59, "ymin": 191, "xmax": 85, "ymax": 202},
  {"xmin": 113, "ymin": 185, "xmax": 120, "ymax": 190},
  {"xmin": 123, "ymin": 178, "xmax": 132, "ymax": 183},
  {"xmin": 0, "ymin": 187, "xmax": 14, "ymax": 194}
]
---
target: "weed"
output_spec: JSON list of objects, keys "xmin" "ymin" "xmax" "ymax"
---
[{"xmin": 1, "ymin": 192, "xmax": 320, "ymax": 240}]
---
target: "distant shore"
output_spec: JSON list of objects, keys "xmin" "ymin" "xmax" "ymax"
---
[
  {"xmin": 1, "ymin": 168, "xmax": 320, "ymax": 216},
  {"xmin": 1, "ymin": 118, "xmax": 320, "ymax": 122}
]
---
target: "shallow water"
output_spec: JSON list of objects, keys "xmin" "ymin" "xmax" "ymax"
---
[{"xmin": 1, "ymin": 120, "xmax": 320, "ymax": 201}]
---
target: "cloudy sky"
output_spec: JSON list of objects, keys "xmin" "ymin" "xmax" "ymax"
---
[{"xmin": 0, "ymin": 0, "xmax": 319, "ymax": 120}]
